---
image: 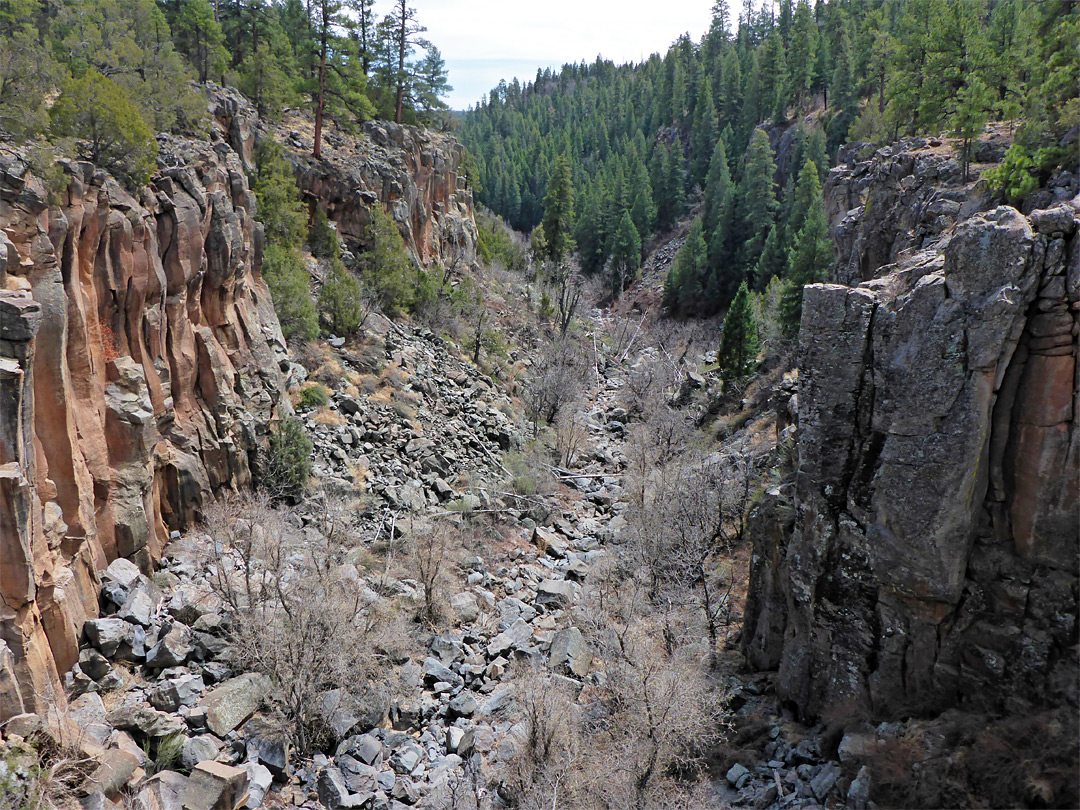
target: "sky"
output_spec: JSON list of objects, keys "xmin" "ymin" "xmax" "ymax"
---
[{"xmin": 373, "ymin": 1, "xmax": 719, "ymax": 111}]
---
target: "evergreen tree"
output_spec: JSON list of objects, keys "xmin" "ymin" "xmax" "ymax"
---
[
  {"xmin": 789, "ymin": 0, "xmax": 818, "ymax": 110},
  {"xmin": 754, "ymin": 225, "xmax": 786, "ymax": 290},
  {"xmin": 702, "ymin": 138, "xmax": 733, "ymax": 238},
  {"xmin": 608, "ymin": 210, "xmax": 642, "ymax": 295},
  {"xmin": 735, "ymin": 129, "xmax": 779, "ymax": 284},
  {"xmin": 664, "ymin": 216, "xmax": 708, "ymax": 314},
  {"xmin": 174, "ymin": 0, "xmax": 227, "ymax": 83},
  {"xmin": 827, "ymin": 22, "xmax": 858, "ymax": 151},
  {"xmin": 780, "ymin": 188, "xmax": 832, "ymax": 336},
  {"xmin": 49, "ymin": 71, "xmax": 157, "ymax": 185},
  {"xmin": 691, "ymin": 76, "xmax": 719, "ymax": 186},
  {"xmin": 541, "ymin": 154, "xmax": 576, "ymax": 264},
  {"xmin": 716, "ymin": 280, "xmax": 759, "ymax": 379},
  {"xmin": 655, "ymin": 140, "xmax": 686, "ymax": 231},
  {"xmin": 786, "ymin": 159, "xmax": 824, "ymax": 242},
  {"xmin": 253, "ymin": 138, "xmax": 308, "ymax": 249},
  {"xmin": 719, "ymin": 47, "xmax": 743, "ymax": 126}
]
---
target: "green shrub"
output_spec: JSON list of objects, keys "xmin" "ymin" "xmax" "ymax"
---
[
  {"xmin": 143, "ymin": 732, "xmax": 184, "ymax": 775},
  {"xmin": 985, "ymin": 144, "xmax": 1039, "ymax": 205},
  {"xmin": 263, "ymin": 416, "xmax": 312, "ymax": 503},
  {"xmin": 309, "ymin": 208, "xmax": 341, "ymax": 259},
  {"xmin": 254, "ymin": 138, "xmax": 307, "ymax": 249},
  {"xmin": 477, "ymin": 211, "xmax": 526, "ymax": 272},
  {"xmin": 318, "ymin": 258, "xmax": 370, "ymax": 337},
  {"xmin": 262, "ymin": 245, "xmax": 317, "ymax": 342},
  {"xmin": 358, "ymin": 206, "xmax": 416, "ymax": 317},
  {"xmin": 49, "ymin": 70, "xmax": 157, "ymax": 185},
  {"xmin": 297, "ymin": 384, "xmax": 330, "ymax": 410}
]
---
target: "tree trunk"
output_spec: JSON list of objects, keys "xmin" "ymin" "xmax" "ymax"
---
[
  {"xmin": 395, "ymin": 0, "xmax": 406, "ymax": 123},
  {"xmin": 313, "ymin": 2, "xmax": 327, "ymax": 159}
]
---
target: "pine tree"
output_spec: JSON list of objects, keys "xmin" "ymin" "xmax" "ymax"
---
[
  {"xmin": 719, "ymin": 47, "xmax": 743, "ymax": 126},
  {"xmin": 253, "ymin": 138, "xmax": 308, "ymax": 249},
  {"xmin": 827, "ymin": 22, "xmax": 858, "ymax": 151},
  {"xmin": 780, "ymin": 189, "xmax": 832, "ymax": 336},
  {"xmin": 786, "ymin": 159, "xmax": 823, "ymax": 242},
  {"xmin": 789, "ymin": 0, "xmax": 818, "ymax": 110},
  {"xmin": 755, "ymin": 225, "xmax": 786, "ymax": 290},
  {"xmin": 735, "ymin": 129, "xmax": 779, "ymax": 284},
  {"xmin": 702, "ymin": 138, "xmax": 733, "ymax": 238},
  {"xmin": 806, "ymin": 128, "xmax": 829, "ymax": 183},
  {"xmin": 541, "ymin": 154, "xmax": 576, "ymax": 264},
  {"xmin": 174, "ymin": 0, "xmax": 227, "ymax": 83},
  {"xmin": 655, "ymin": 141, "xmax": 686, "ymax": 231},
  {"xmin": 716, "ymin": 280, "xmax": 759, "ymax": 379},
  {"xmin": 664, "ymin": 216, "xmax": 708, "ymax": 314},
  {"xmin": 691, "ymin": 76, "xmax": 719, "ymax": 186},
  {"xmin": 628, "ymin": 152, "xmax": 657, "ymax": 237},
  {"xmin": 608, "ymin": 210, "xmax": 642, "ymax": 295}
]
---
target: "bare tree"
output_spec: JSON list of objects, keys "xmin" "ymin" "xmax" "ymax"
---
[
  {"xmin": 522, "ymin": 334, "xmax": 583, "ymax": 432},
  {"xmin": 201, "ymin": 495, "xmax": 398, "ymax": 753}
]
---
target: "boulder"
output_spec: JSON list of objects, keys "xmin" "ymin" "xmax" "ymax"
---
[
  {"xmin": 181, "ymin": 736, "xmax": 222, "ymax": 772},
  {"xmin": 84, "ymin": 619, "xmax": 131, "ymax": 658},
  {"xmin": 183, "ymin": 761, "xmax": 249, "ymax": 810},
  {"xmin": 84, "ymin": 749, "xmax": 141, "ymax": 797},
  {"xmin": 534, "ymin": 580, "xmax": 576, "ymax": 609},
  {"xmin": 549, "ymin": 628, "xmax": 592, "ymax": 678},
  {"xmin": 199, "ymin": 674, "xmax": 270, "ymax": 737},
  {"xmin": 146, "ymin": 625, "xmax": 193, "ymax": 669}
]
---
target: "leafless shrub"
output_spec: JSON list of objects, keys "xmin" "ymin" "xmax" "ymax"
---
[
  {"xmin": 0, "ymin": 731, "xmax": 95, "ymax": 810},
  {"xmin": 622, "ymin": 449, "xmax": 746, "ymax": 669},
  {"xmin": 522, "ymin": 334, "xmax": 583, "ymax": 431},
  {"xmin": 408, "ymin": 517, "xmax": 460, "ymax": 627},
  {"xmin": 201, "ymin": 495, "xmax": 400, "ymax": 754},
  {"xmin": 496, "ymin": 667, "xmax": 584, "ymax": 810},
  {"xmin": 554, "ymin": 406, "xmax": 588, "ymax": 469}
]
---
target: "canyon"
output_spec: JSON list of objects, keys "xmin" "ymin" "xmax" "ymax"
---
[{"xmin": 0, "ymin": 91, "xmax": 478, "ymax": 727}]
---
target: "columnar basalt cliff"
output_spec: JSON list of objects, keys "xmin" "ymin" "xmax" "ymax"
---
[
  {"xmin": 214, "ymin": 88, "xmax": 478, "ymax": 269},
  {"xmin": 743, "ymin": 149, "xmax": 1079, "ymax": 721},
  {"xmin": 0, "ymin": 139, "xmax": 290, "ymax": 722}
]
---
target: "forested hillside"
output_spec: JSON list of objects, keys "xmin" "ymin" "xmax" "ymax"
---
[
  {"xmin": 460, "ymin": 0, "xmax": 1078, "ymax": 322},
  {"xmin": 0, "ymin": 0, "xmax": 452, "ymax": 176}
]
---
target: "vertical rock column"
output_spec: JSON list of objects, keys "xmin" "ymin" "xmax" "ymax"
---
[{"xmin": 0, "ymin": 288, "xmax": 63, "ymax": 721}]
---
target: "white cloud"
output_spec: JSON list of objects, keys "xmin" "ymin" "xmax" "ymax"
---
[{"xmin": 369, "ymin": 0, "xmax": 717, "ymax": 109}]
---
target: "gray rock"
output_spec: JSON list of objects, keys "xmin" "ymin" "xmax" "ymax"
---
[
  {"xmin": 421, "ymin": 657, "xmax": 462, "ymax": 689},
  {"xmin": 447, "ymin": 693, "xmax": 477, "ymax": 718},
  {"xmin": 726, "ymin": 762, "xmax": 751, "ymax": 789},
  {"xmin": 199, "ymin": 673, "xmax": 270, "ymax": 737},
  {"xmin": 146, "ymin": 625, "xmax": 192, "ymax": 668},
  {"xmin": 244, "ymin": 718, "xmax": 290, "ymax": 777},
  {"xmin": 549, "ymin": 627, "xmax": 592, "ymax": 678},
  {"xmin": 848, "ymin": 765, "xmax": 872, "ymax": 810},
  {"xmin": 242, "ymin": 761, "xmax": 273, "ymax": 809},
  {"xmin": 117, "ymin": 583, "xmax": 158, "ymax": 627},
  {"xmin": 103, "ymin": 558, "xmax": 143, "ymax": 590},
  {"xmin": 84, "ymin": 618, "xmax": 130, "ymax": 658},
  {"xmin": 79, "ymin": 648, "xmax": 111, "ymax": 682},
  {"xmin": 449, "ymin": 592, "xmax": 479, "ymax": 624},
  {"xmin": 150, "ymin": 681, "xmax": 182, "ymax": 713},
  {"xmin": 810, "ymin": 762, "xmax": 840, "ymax": 801},
  {"xmin": 534, "ymin": 580, "xmax": 576, "ymax": 609},
  {"xmin": 180, "ymin": 735, "xmax": 221, "ymax": 772}
]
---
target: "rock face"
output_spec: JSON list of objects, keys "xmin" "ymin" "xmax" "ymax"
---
[
  {"xmin": 0, "ymin": 139, "xmax": 289, "ymax": 722},
  {"xmin": 743, "ymin": 200, "xmax": 1079, "ymax": 720},
  {"xmin": 211, "ymin": 85, "xmax": 477, "ymax": 269},
  {"xmin": 294, "ymin": 121, "xmax": 478, "ymax": 269}
]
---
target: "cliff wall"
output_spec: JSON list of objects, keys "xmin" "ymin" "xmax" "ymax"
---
[
  {"xmin": 0, "ymin": 95, "xmax": 481, "ymax": 721},
  {"xmin": 0, "ymin": 138, "xmax": 291, "ymax": 720},
  {"xmin": 214, "ymin": 88, "xmax": 478, "ymax": 269},
  {"xmin": 743, "ymin": 147, "xmax": 1079, "ymax": 721}
]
